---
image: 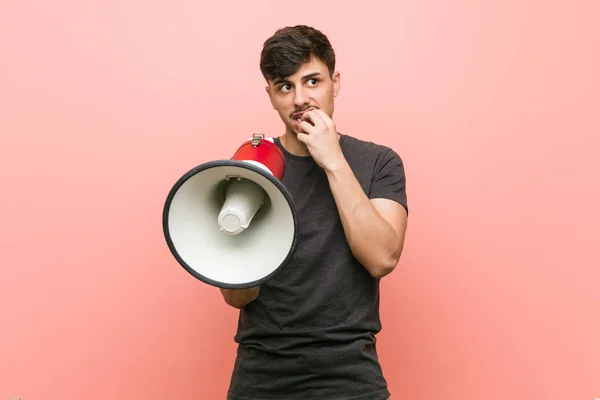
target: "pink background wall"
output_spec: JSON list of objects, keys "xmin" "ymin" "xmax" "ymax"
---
[{"xmin": 1, "ymin": 0, "xmax": 598, "ymax": 399}]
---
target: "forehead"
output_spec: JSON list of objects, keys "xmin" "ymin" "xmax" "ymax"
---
[{"xmin": 273, "ymin": 57, "xmax": 329, "ymax": 84}]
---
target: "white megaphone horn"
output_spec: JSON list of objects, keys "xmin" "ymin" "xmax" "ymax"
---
[{"xmin": 162, "ymin": 133, "xmax": 299, "ymax": 289}]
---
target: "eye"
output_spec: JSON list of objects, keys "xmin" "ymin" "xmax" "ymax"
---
[
  {"xmin": 279, "ymin": 84, "xmax": 292, "ymax": 93},
  {"xmin": 307, "ymin": 78, "xmax": 319, "ymax": 86}
]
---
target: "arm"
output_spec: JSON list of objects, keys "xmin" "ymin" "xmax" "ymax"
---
[
  {"xmin": 325, "ymin": 159, "xmax": 408, "ymax": 278},
  {"xmin": 296, "ymin": 109, "xmax": 408, "ymax": 278},
  {"xmin": 220, "ymin": 286, "xmax": 260, "ymax": 309}
]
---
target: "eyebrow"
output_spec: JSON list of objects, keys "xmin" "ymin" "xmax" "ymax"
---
[{"xmin": 274, "ymin": 72, "xmax": 322, "ymax": 85}]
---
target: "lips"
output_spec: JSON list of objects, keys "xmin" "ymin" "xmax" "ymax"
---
[{"xmin": 292, "ymin": 107, "xmax": 315, "ymax": 122}]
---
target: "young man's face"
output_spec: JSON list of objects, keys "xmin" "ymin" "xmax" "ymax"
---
[{"xmin": 265, "ymin": 56, "xmax": 340, "ymax": 136}]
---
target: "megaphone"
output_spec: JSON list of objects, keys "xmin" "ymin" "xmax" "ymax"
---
[{"xmin": 162, "ymin": 133, "xmax": 298, "ymax": 289}]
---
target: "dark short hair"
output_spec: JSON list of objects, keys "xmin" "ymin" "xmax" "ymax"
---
[{"xmin": 260, "ymin": 25, "xmax": 336, "ymax": 82}]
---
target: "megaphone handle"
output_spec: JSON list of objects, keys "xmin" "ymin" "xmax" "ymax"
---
[{"xmin": 251, "ymin": 132, "xmax": 265, "ymax": 147}]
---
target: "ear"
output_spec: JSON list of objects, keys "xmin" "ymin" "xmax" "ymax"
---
[
  {"xmin": 265, "ymin": 84, "xmax": 276, "ymax": 109},
  {"xmin": 332, "ymin": 71, "xmax": 341, "ymax": 97}
]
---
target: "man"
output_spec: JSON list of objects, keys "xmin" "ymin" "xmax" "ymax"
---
[{"xmin": 220, "ymin": 25, "xmax": 408, "ymax": 400}]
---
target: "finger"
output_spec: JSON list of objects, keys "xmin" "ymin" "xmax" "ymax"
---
[
  {"xmin": 301, "ymin": 110, "xmax": 324, "ymax": 128},
  {"xmin": 314, "ymin": 109, "xmax": 335, "ymax": 129},
  {"xmin": 299, "ymin": 120, "xmax": 315, "ymax": 134},
  {"xmin": 315, "ymin": 109, "xmax": 335, "ymax": 131},
  {"xmin": 296, "ymin": 132, "xmax": 309, "ymax": 143}
]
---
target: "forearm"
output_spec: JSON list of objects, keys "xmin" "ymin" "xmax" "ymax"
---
[
  {"xmin": 325, "ymin": 159, "xmax": 402, "ymax": 278},
  {"xmin": 220, "ymin": 286, "xmax": 260, "ymax": 309}
]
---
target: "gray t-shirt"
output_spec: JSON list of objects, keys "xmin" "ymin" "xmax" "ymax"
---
[{"xmin": 226, "ymin": 133, "xmax": 408, "ymax": 400}]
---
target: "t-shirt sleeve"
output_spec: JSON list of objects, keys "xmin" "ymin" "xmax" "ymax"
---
[{"xmin": 369, "ymin": 148, "xmax": 408, "ymax": 214}]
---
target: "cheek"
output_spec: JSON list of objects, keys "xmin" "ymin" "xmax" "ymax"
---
[
  {"xmin": 273, "ymin": 98, "xmax": 290, "ymax": 112},
  {"xmin": 315, "ymin": 87, "xmax": 333, "ymax": 103}
]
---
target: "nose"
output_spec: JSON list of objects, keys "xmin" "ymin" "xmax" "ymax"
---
[{"xmin": 293, "ymin": 86, "xmax": 310, "ymax": 108}]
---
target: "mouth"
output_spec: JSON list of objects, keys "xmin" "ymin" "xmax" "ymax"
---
[{"xmin": 291, "ymin": 107, "xmax": 316, "ymax": 123}]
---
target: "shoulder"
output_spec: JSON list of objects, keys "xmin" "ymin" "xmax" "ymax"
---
[
  {"xmin": 341, "ymin": 133, "xmax": 400, "ymax": 156},
  {"xmin": 341, "ymin": 134, "xmax": 408, "ymax": 214},
  {"xmin": 340, "ymin": 133, "xmax": 404, "ymax": 171},
  {"xmin": 340, "ymin": 133, "xmax": 390, "ymax": 152}
]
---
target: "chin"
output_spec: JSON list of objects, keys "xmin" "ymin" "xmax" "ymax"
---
[{"xmin": 286, "ymin": 123, "xmax": 300, "ymax": 135}]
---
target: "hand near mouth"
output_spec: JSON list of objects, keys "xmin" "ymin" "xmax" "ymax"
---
[
  {"xmin": 297, "ymin": 109, "xmax": 345, "ymax": 172},
  {"xmin": 292, "ymin": 108, "xmax": 315, "ymax": 127}
]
